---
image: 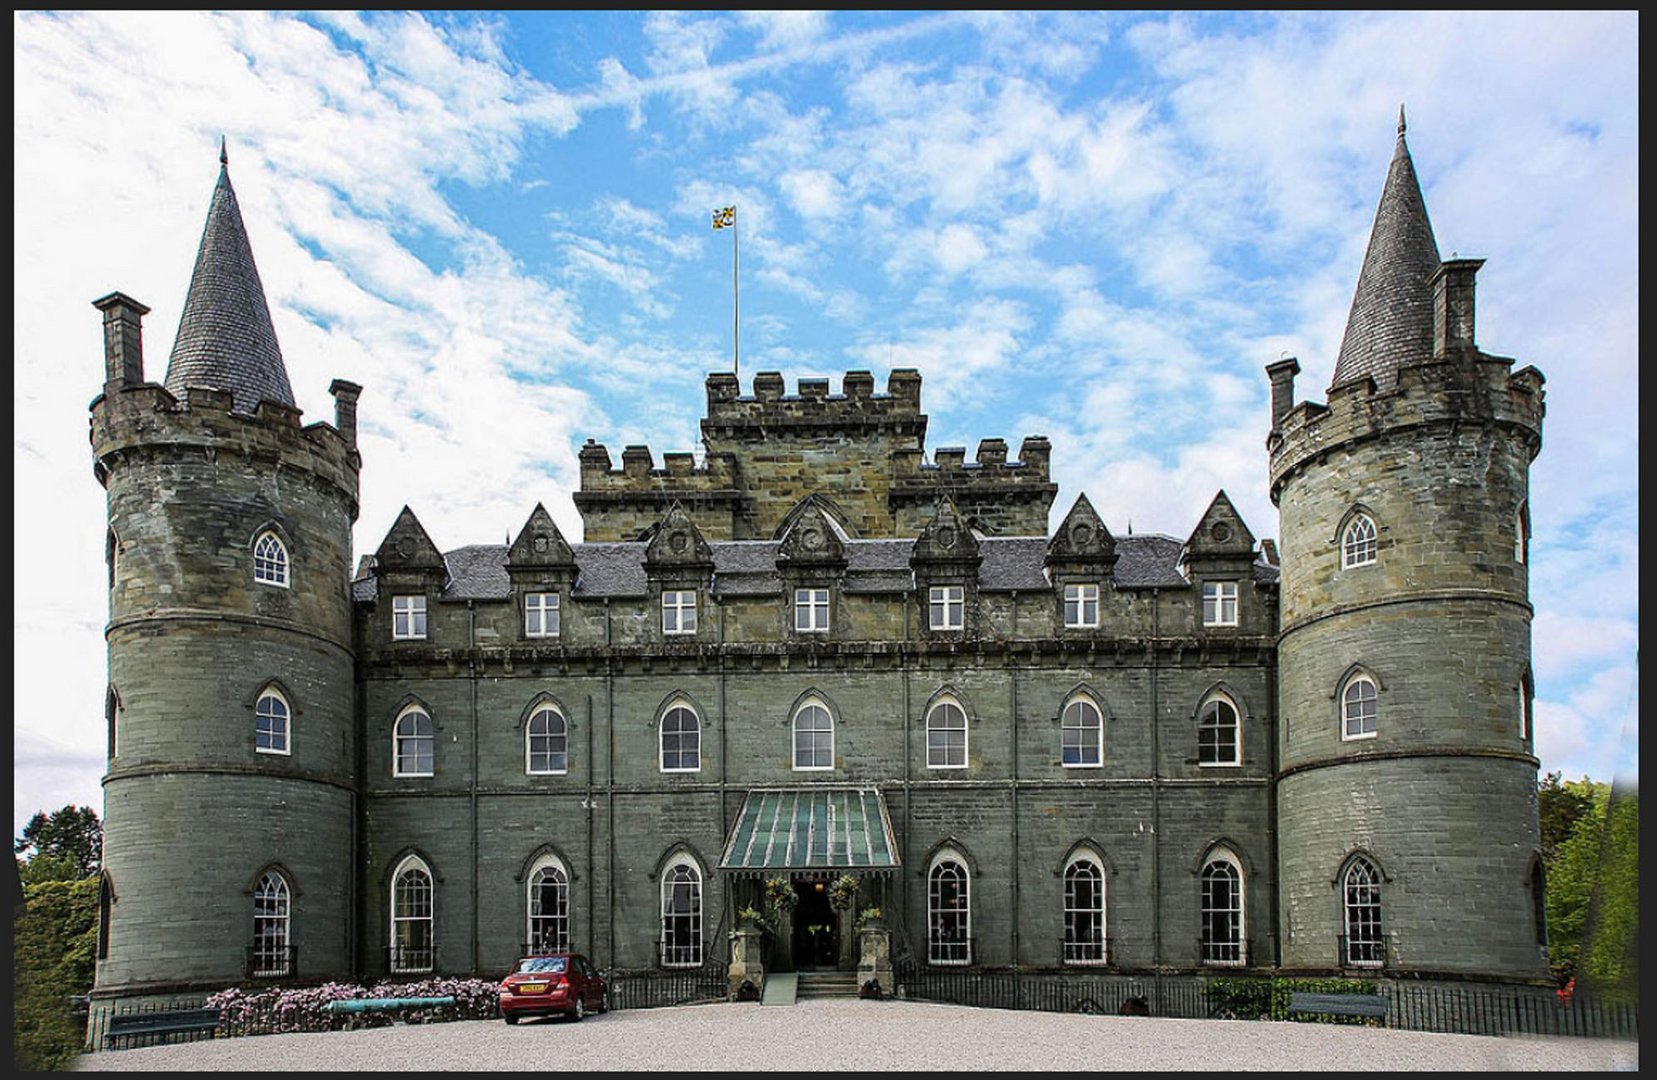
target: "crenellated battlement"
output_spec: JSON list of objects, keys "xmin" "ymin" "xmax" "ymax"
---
[
  {"xmin": 91, "ymin": 380, "xmax": 361, "ymax": 509},
  {"xmin": 702, "ymin": 369, "xmax": 925, "ymax": 437},
  {"xmin": 1268, "ymin": 353, "xmax": 1544, "ymax": 506}
]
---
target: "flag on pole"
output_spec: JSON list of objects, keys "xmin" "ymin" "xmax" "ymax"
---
[{"xmin": 712, "ymin": 206, "xmax": 736, "ymax": 230}]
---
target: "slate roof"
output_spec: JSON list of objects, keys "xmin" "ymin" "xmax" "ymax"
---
[
  {"xmin": 352, "ymin": 532, "xmax": 1276, "ymax": 602},
  {"xmin": 1330, "ymin": 113, "xmax": 1441, "ymax": 393},
  {"xmin": 163, "ymin": 154, "xmax": 296, "ymax": 416}
]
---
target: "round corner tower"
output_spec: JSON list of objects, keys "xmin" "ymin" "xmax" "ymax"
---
[
  {"xmin": 1266, "ymin": 117, "xmax": 1548, "ymax": 980},
  {"xmin": 90, "ymin": 151, "xmax": 363, "ymax": 1002}
]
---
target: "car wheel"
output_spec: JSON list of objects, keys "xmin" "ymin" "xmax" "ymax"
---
[
  {"xmin": 504, "ymin": 1014, "xmax": 519, "ymax": 1025},
  {"xmin": 572, "ymin": 998, "xmax": 586, "ymax": 1022}
]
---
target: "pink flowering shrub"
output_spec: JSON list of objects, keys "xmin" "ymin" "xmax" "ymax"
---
[{"xmin": 205, "ymin": 977, "xmax": 500, "ymax": 1037}]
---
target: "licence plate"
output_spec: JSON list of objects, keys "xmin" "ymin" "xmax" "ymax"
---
[{"xmin": 519, "ymin": 982, "xmax": 547, "ymax": 994}]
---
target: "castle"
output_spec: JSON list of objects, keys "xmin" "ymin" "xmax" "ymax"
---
[{"xmin": 88, "ymin": 120, "xmax": 1548, "ymax": 1009}]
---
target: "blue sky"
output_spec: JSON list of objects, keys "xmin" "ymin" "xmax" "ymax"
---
[{"xmin": 13, "ymin": 11, "xmax": 1638, "ymax": 835}]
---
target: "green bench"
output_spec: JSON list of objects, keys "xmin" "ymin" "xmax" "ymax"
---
[
  {"xmin": 105, "ymin": 1007, "xmax": 221, "ymax": 1049},
  {"xmin": 1287, "ymin": 991, "xmax": 1388, "ymax": 1023}
]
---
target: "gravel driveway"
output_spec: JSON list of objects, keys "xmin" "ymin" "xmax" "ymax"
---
[{"xmin": 74, "ymin": 1000, "xmax": 1638, "ymax": 1072}]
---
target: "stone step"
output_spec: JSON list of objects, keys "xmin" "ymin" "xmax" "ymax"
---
[{"xmin": 795, "ymin": 972, "xmax": 860, "ymax": 998}]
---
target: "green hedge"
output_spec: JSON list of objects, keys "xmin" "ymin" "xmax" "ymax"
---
[{"xmin": 1205, "ymin": 975, "xmax": 1382, "ymax": 1025}]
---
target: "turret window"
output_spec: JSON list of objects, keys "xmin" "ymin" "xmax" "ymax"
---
[
  {"xmin": 1341, "ymin": 675, "xmax": 1378, "ymax": 740},
  {"xmin": 392, "ymin": 595, "xmax": 427, "ymax": 640},
  {"xmin": 255, "ymin": 688, "xmax": 291, "ymax": 756},
  {"xmin": 1342, "ymin": 857, "xmax": 1385, "ymax": 967},
  {"xmin": 660, "ymin": 857, "xmax": 703, "ymax": 968},
  {"xmin": 527, "ymin": 854, "xmax": 570, "ymax": 954},
  {"xmin": 927, "ymin": 854, "xmax": 971, "ymax": 965},
  {"xmin": 394, "ymin": 706, "xmax": 434, "ymax": 777},
  {"xmin": 525, "ymin": 593, "xmax": 560, "ymax": 638},
  {"xmin": 1062, "ymin": 855, "xmax": 1107, "ymax": 965},
  {"xmin": 252, "ymin": 870, "xmax": 293, "ymax": 977},
  {"xmin": 253, "ymin": 532, "xmax": 289, "ymax": 587},
  {"xmin": 1063, "ymin": 584, "xmax": 1099, "ymax": 628},
  {"xmin": 1342, "ymin": 515, "xmax": 1378, "ymax": 568},
  {"xmin": 1515, "ymin": 504, "xmax": 1529, "ymax": 564}
]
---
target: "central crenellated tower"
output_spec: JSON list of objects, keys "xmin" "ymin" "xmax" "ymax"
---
[
  {"xmin": 90, "ymin": 146, "xmax": 362, "ymax": 1002},
  {"xmin": 1267, "ymin": 114, "xmax": 1547, "ymax": 979}
]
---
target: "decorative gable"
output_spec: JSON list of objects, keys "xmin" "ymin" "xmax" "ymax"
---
[
  {"xmin": 507, "ymin": 504, "xmax": 576, "ymax": 574},
  {"xmin": 777, "ymin": 497, "xmax": 848, "ymax": 570},
  {"xmin": 1045, "ymin": 494, "xmax": 1118, "ymax": 575},
  {"xmin": 1181, "ymin": 491, "xmax": 1258, "ymax": 573},
  {"xmin": 374, "ymin": 506, "xmax": 446, "ymax": 578},
  {"xmin": 644, "ymin": 502, "xmax": 715, "ymax": 583},
  {"xmin": 910, "ymin": 497, "xmax": 981, "ymax": 575}
]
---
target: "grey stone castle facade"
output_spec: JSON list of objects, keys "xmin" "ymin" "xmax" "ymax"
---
[{"xmin": 89, "ymin": 121, "xmax": 1549, "ymax": 1007}]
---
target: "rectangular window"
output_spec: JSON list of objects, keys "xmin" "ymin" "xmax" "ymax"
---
[
  {"xmin": 525, "ymin": 593, "xmax": 560, "ymax": 637},
  {"xmin": 929, "ymin": 585, "xmax": 964, "ymax": 631},
  {"xmin": 662, "ymin": 590, "xmax": 697, "ymax": 634},
  {"xmin": 392, "ymin": 595, "xmax": 427, "ymax": 640},
  {"xmin": 1063, "ymin": 583, "xmax": 1100, "ymax": 628},
  {"xmin": 795, "ymin": 588, "xmax": 830, "ymax": 632},
  {"xmin": 1202, "ymin": 582, "xmax": 1238, "ymax": 627}
]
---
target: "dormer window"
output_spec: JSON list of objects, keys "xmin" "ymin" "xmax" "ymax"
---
[
  {"xmin": 929, "ymin": 586, "xmax": 964, "ymax": 631},
  {"xmin": 663, "ymin": 590, "xmax": 698, "ymax": 635},
  {"xmin": 525, "ymin": 593, "xmax": 560, "ymax": 638},
  {"xmin": 254, "ymin": 532, "xmax": 289, "ymax": 587},
  {"xmin": 392, "ymin": 595, "xmax": 427, "ymax": 640},
  {"xmin": 795, "ymin": 588, "xmax": 830, "ymax": 633},
  {"xmin": 1063, "ymin": 584, "xmax": 1099, "ymax": 628},
  {"xmin": 1202, "ymin": 582, "xmax": 1238, "ymax": 627},
  {"xmin": 1342, "ymin": 514, "xmax": 1378, "ymax": 568}
]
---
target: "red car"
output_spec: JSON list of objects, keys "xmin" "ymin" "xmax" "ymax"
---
[{"xmin": 499, "ymin": 953, "xmax": 609, "ymax": 1023}]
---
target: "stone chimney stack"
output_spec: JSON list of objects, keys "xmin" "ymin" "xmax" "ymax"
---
[
  {"xmin": 1266, "ymin": 357, "xmax": 1300, "ymax": 428},
  {"xmin": 329, "ymin": 379, "xmax": 362, "ymax": 450},
  {"xmin": 93, "ymin": 292, "xmax": 151, "ymax": 392},
  {"xmin": 1433, "ymin": 258, "xmax": 1485, "ymax": 357}
]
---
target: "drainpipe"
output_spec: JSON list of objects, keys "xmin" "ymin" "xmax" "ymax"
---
[
  {"xmin": 901, "ymin": 591, "xmax": 912, "ymax": 948},
  {"xmin": 718, "ymin": 598, "xmax": 729, "ymax": 963},
  {"xmin": 1010, "ymin": 658, "xmax": 1020, "ymax": 981},
  {"xmin": 468, "ymin": 600, "xmax": 479, "ymax": 975},
  {"xmin": 586, "ymin": 692, "xmax": 594, "ymax": 964},
  {"xmin": 1150, "ymin": 588, "xmax": 1162, "ymax": 1005},
  {"xmin": 604, "ymin": 597, "xmax": 615, "ymax": 969}
]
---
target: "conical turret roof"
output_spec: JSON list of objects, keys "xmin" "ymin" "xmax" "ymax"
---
[
  {"xmin": 163, "ymin": 143, "xmax": 295, "ymax": 415},
  {"xmin": 1330, "ymin": 110, "xmax": 1441, "ymax": 391}
]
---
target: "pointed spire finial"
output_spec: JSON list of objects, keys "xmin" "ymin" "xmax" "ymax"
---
[
  {"xmin": 219, "ymin": 135, "xmax": 228, "ymax": 167},
  {"xmin": 1397, "ymin": 104, "xmax": 1406, "ymax": 137}
]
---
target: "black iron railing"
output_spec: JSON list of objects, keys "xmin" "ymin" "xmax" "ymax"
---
[{"xmin": 246, "ymin": 944, "xmax": 298, "ymax": 979}]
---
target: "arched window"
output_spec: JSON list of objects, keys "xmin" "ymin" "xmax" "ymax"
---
[
  {"xmin": 1061, "ymin": 696, "xmax": 1103, "ymax": 767},
  {"xmin": 527, "ymin": 705, "xmax": 568, "ymax": 775},
  {"xmin": 252, "ymin": 870, "xmax": 292, "ymax": 976},
  {"xmin": 1062, "ymin": 855, "xmax": 1106, "ymax": 965},
  {"xmin": 1531, "ymin": 860, "xmax": 1548, "ymax": 946},
  {"xmin": 1519, "ymin": 671, "xmax": 1534, "ymax": 744},
  {"xmin": 390, "ymin": 856, "xmax": 434, "ymax": 973},
  {"xmin": 928, "ymin": 855, "xmax": 971, "ymax": 965},
  {"xmin": 1342, "ymin": 857, "xmax": 1384, "ymax": 967},
  {"xmin": 660, "ymin": 703, "xmax": 701, "ymax": 772},
  {"xmin": 1200, "ymin": 852, "xmax": 1245, "ymax": 966},
  {"xmin": 97, "ymin": 873, "xmax": 114, "ymax": 961},
  {"xmin": 106, "ymin": 687, "xmax": 119, "ymax": 761},
  {"xmin": 393, "ymin": 706, "xmax": 434, "ymax": 777},
  {"xmin": 527, "ymin": 854, "xmax": 569, "ymax": 954},
  {"xmin": 1515, "ymin": 503, "xmax": 1529, "ymax": 564},
  {"xmin": 1197, "ymin": 693, "xmax": 1240, "ymax": 766},
  {"xmin": 1341, "ymin": 674, "xmax": 1378, "ymax": 741},
  {"xmin": 793, "ymin": 700, "xmax": 834, "ymax": 771},
  {"xmin": 1342, "ymin": 514, "xmax": 1378, "ymax": 568},
  {"xmin": 253, "ymin": 532, "xmax": 289, "ymax": 587},
  {"xmin": 106, "ymin": 528, "xmax": 118, "ymax": 591},
  {"xmin": 926, "ymin": 699, "xmax": 968, "ymax": 770},
  {"xmin": 256, "ymin": 688, "xmax": 291, "ymax": 756},
  {"xmin": 660, "ymin": 858, "xmax": 702, "ymax": 968}
]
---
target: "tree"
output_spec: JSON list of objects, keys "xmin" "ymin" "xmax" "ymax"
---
[
  {"xmin": 14, "ymin": 805, "xmax": 101, "ymax": 880},
  {"xmin": 1537, "ymin": 771, "xmax": 1595, "ymax": 863},
  {"xmin": 14, "ymin": 877, "xmax": 99, "ymax": 1070}
]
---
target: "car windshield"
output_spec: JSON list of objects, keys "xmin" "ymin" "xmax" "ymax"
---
[{"xmin": 516, "ymin": 957, "xmax": 568, "ymax": 974}]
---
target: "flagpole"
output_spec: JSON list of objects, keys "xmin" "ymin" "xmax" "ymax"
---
[{"xmin": 731, "ymin": 208, "xmax": 740, "ymax": 378}]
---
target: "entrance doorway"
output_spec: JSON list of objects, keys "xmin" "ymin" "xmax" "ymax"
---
[{"xmin": 791, "ymin": 880, "xmax": 838, "ymax": 969}]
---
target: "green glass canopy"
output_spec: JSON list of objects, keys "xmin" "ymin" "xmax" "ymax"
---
[{"xmin": 719, "ymin": 788, "xmax": 899, "ymax": 873}]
